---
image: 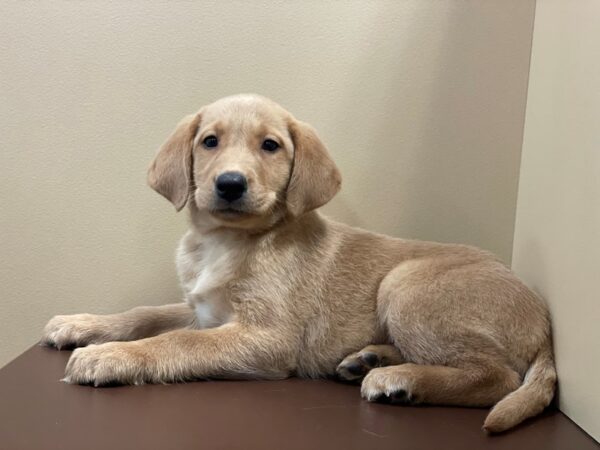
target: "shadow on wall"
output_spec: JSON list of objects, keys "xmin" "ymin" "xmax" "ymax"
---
[{"xmin": 326, "ymin": 2, "xmax": 528, "ymax": 263}]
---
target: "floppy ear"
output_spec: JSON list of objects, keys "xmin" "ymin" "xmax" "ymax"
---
[
  {"xmin": 286, "ymin": 119, "xmax": 342, "ymax": 216},
  {"xmin": 147, "ymin": 113, "xmax": 201, "ymax": 211}
]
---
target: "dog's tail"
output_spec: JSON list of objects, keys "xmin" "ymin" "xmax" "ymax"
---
[{"xmin": 483, "ymin": 339, "xmax": 557, "ymax": 433}]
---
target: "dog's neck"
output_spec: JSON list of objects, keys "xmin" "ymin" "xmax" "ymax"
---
[
  {"xmin": 181, "ymin": 208, "xmax": 330, "ymax": 289},
  {"xmin": 176, "ymin": 208, "xmax": 324, "ymax": 327}
]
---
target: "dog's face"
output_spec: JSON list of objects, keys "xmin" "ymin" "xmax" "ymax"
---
[
  {"xmin": 148, "ymin": 95, "xmax": 341, "ymax": 230},
  {"xmin": 191, "ymin": 96, "xmax": 294, "ymax": 228}
]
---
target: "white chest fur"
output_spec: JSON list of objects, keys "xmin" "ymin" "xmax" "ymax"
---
[{"xmin": 176, "ymin": 230, "xmax": 246, "ymax": 329}]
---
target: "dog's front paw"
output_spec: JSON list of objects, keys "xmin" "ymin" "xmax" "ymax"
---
[
  {"xmin": 42, "ymin": 314, "xmax": 110, "ymax": 349},
  {"xmin": 63, "ymin": 342, "xmax": 150, "ymax": 386}
]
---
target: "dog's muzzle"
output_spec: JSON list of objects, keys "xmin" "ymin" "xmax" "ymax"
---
[{"xmin": 215, "ymin": 171, "xmax": 247, "ymax": 203}]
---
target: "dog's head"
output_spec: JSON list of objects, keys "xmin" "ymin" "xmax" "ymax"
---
[{"xmin": 148, "ymin": 94, "xmax": 341, "ymax": 230}]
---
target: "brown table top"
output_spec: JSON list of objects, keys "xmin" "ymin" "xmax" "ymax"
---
[{"xmin": 0, "ymin": 345, "xmax": 597, "ymax": 450}]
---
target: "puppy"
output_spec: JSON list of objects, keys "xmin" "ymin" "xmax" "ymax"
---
[{"xmin": 42, "ymin": 94, "xmax": 556, "ymax": 433}]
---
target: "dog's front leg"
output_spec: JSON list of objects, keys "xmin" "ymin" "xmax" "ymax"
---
[
  {"xmin": 42, "ymin": 303, "xmax": 196, "ymax": 349},
  {"xmin": 62, "ymin": 324, "xmax": 293, "ymax": 386}
]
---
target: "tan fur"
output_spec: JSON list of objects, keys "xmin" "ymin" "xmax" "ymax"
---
[
  {"xmin": 42, "ymin": 94, "xmax": 556, "ymax": 433},
  {"xmin": 148, "ymin": 114, "xmax": 201, "ymax": 211}
]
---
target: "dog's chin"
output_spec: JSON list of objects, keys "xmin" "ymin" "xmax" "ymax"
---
[
  {"xmin": 206, "ymin": 201, "xmax": 283, "ymax": 231},
  {"xmin": 194, "ymin": 193, "xmax": 280, "ymax": 230},
  {"xmin": 210, "ymin": 207, "xmax": 253, "ymax": 221}
]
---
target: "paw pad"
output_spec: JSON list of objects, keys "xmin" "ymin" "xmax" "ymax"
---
[
  {"xmin": 374, "ymin": 389, "xmax": 418, "ymax": 405},
  {"xmin": 336, "ymin": 351, "xmax": 381, "ymax": 381}
]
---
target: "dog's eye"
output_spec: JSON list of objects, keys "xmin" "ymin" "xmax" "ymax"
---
[
  {"xmin": 261, "ymin": 139, "xmax": 279, "ymax": 152},
  {"xmin": 203, "ymin": 136, "xmax": 218, "ymax": 148}
]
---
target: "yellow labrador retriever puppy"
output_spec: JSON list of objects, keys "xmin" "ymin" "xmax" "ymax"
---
[{"xmin": 42, "ymin": 94, "xmax": 556, "ymax": 433}]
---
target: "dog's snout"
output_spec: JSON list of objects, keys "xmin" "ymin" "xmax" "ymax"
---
[{"xmin": 215, "ymin": 172, "xmax": 248, "ymax": 202}]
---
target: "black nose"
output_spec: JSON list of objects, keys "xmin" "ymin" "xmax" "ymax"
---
[{"xmin": 215, "ymin": 171, "xmax": 247, "ymax": 202}]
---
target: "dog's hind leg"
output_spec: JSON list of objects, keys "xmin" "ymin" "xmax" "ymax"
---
[{"xmin": 360, "ymin": 361, "xmax": 521, "ymax": 407}]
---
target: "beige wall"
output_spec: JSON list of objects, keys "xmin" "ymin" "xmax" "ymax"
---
[
  {"xmin": 512, "ymin": 0, "xmax": 600, "ymax": 441},
  {"xmin": 0, "ymin": 1, "xmax": 534, "ymax": 367}
]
